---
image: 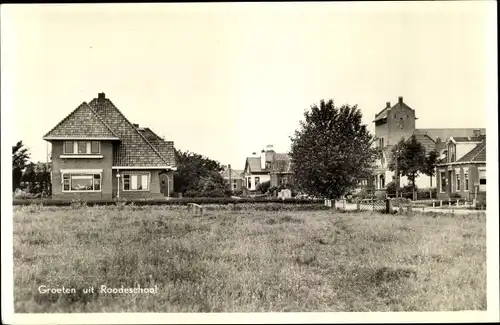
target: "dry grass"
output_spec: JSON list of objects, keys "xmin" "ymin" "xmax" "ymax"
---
[{"xmin": 13, "ymin": 204, "xmax": 486, "ymax": 312}]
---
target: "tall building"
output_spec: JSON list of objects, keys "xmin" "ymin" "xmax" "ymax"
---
[{"xmin": 372, "ymin": 96, "xmax": 485, "ymax": 191}]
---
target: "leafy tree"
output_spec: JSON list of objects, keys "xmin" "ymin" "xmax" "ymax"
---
[
  {"xmin": 289, "ymin": 99, "xmax": 377, "ymax": 200},
  {"xmin": 173, "ymin": 149, "xmax": 229, "ymax": 197},
  {"xmin": 256, "ymin": 180, "xmax": 271, "ymax": 194},
  {"xmin": 423, "ymin": 150, "xmax": 439, "ymax": 187},
  {"xmin": 12, "ymin": 141, "xmax": 30, "ymax": 191},
  {"xmin": 388, "ymin": 136, "xmax": 427, "ymax": 200}
]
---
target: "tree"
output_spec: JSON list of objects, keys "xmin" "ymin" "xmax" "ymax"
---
[
  {"xmin": 423, "ymin": 150, "xmax": 439, "ymax": 188},
  {"xmin": 388, "ymin": 136, "xmax": 427, "ymax": 200},
  {"xmin": 289, "ymin": 99, "xmax": 377, "ymax": 200},
  {"xmin": 173, "ymin": 149, "xmax": 229, "ymax": 197},
  {"xmin": 12, "ymin": 141, "xmax": 30, "ymax": 191}
]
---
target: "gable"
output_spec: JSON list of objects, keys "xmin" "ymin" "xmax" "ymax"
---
[
  {"xmin": 43, "ymin": 102, "xmax": 119, "ymax": 140},
  {"xmin": 88, "ymin": 96, "xmax": 171, "ymax": 167},
  {"xmin": 138, "ymin": 128, "xmax": 176, "ymax": 167}
]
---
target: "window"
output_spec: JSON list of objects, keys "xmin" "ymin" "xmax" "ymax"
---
[
  {"xmin": 78, "ymin": 141, "xmax": 87, "ymax": 154},
  {"xmin": 456, "ymin": 172, "xmax": 461, "ymax": 191},
  {"xmin": 123, "ymin": 173, "xmax": 149, "ymax": 191},
  {"xmin": 255, "ymin": 177, "xmax": 260, "ymax": 187},
  {"xmin": 440, "ymin": 171, "xmax": 447, "ymax": 193},
  {"xmin": 380, "ymin": 175, "xmax": 385, "ymax": 188},
  {"xmin": 91, "ymin": 141, "xmax": 100, "ymax": 154},
  {"xmin": 448, "ymin": 144, "xmax": 456, "ymax": 162},
  {"xmin": 247, "ymin": 177, "xmax": 251, "ymax": 188},
  {"xmin": 478, "ymin": 168, "xmax": 486, "ymax": 191},
  {"xmin": 63, "ymin": 141, "xmax": 101, "ymax": 155},
  {"xmin": 464, "ymin": 169, "xmax": 469, "ymax": 191},
  {"xmin": 265, "ymin": 162, "xmax": 271, "ymax": 169},
  {"xmin": 62, "ymin": 173, "xmax": 101, "ymax": 192},
  {"xmin": 64, "ymin": 141, "xmax": 74, "ymax": 154},
  {"xmin": 378, "ymin": 138, "xmax": 385, "ymax": 148}
]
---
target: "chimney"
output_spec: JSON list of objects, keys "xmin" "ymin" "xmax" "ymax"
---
[
  {"xmin": 398, "ymin": 96, "xmax": 403, "ymax": 104},
  {"xmin": 386, "ymin": 102, "xmax": 391, "ymax": 108},
  {"xmin": 98, "ymin": 93, "xmax": 106, "ymax": 102},
  {"xmin": 261, "ymin": 149, "xmax": 266, "ymax": 170},
  {"xmin": 266, "ymin": 144, "xmax": 274, "ymax": 152},
  {"xmin": 473, "ymin": 129, "xmax": 481, "ymax": 137},
  {"xmin": 132, "ymin": 123, "xmax": 139, "ymax": 128},
  {"xmin": 252, "ymin": 152, "xmax": 257, "ymax": 156}
]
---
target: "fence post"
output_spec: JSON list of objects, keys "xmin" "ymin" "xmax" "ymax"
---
[
  {"xmin": 448, "ymin": 200, "xmax": 451, "ymax": 207},
  {"xmin": 356, "ymin": 201, "xmax": 360, "ymax": 212},
  {"xmin": 456, "ymin": 199, "xmax": 459, "ymax": 207},
  {"xmin": 372, "ymin": 196, "xmax": 375, "ymax": 211},
  {"xmin": 440, "ymin": 200, "xmax": 443, "ymax": 207},
  {"xmin": 385, "ymin": 198, "xmax": 392, "ymax": 214},
  {"xmin": 432, "ymin": 200, "xmax": 435, "ymax": 208}
]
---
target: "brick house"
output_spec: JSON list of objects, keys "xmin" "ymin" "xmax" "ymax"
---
[
  {"xmin": 372, "ymin": 96, "xmax": 485, "ymax": 192},
  {"xmin": 435, "ymin": 137, "xmax": 486, "ymax": 201},
  {"xmin": 221, "ymin": 167, "xmax": 244, "ymax": 191},
  {"xmin": 243, "ymin": 145, "xmax": 293, "ymax": 191},
  {"xmin": 43, "ymin": 93, "xmax": 176, "ymax": 200}
]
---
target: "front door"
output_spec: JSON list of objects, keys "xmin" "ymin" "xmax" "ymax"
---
[{"xmin": 161, "ymin": 177, "xmax": 169, "ymax": 197}]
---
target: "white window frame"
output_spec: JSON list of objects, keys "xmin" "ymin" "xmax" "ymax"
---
[
  {"xmin": 61, "ymin": 172, "xmax": 102, "ymax": 193},
  {"xmin": 463, "ymin": 167, "xmax": 469, "ymax": 192},
  {"xmin": 63, "ymin": 140, "xmax": 101, "ymax": 154},
  {"xmin": 62, "ymin": 140, "xmax": 102, "ymax": 158},
  {"xmin": 439, "ymin": 170, "xmax": 447, "ymax": 193},
  {"xmin": 478, "ymin": 167, "xmax": 486, "ymax": 191},
  {"xmin": 122, "ymin": 172, "xmax": 151, "ymax": 191}
]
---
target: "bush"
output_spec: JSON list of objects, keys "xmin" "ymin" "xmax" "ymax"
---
[
  {"xmin": 450, "ymin": 193, "xmax": 462, "ymax": 199},
  {"xmin": 232, "ymin": 189, "xmax": 243, "ymax": 196},
  {"xmin": 417, "ymin": 188, "xmax": 437, "ymax": 200}
]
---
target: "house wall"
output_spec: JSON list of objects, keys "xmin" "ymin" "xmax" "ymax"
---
[
  {"xmin": 159, "ymin": 171, "xmax": 175, "ymax": 197},
  {"xmin": 51, "ymin": 140, "xmax": 113, "ymax": 200},
  {"xmin": 224, "ymin": 178, "xmax": 243, "ymax": 191},
  {"xmin": 112, "ymin": 169, "xmax": 163, "ymax": 199},
  {"xmin": 436, "ymin": 163, "xmax": 485, "ymax": 199},
  {"xmin": 244, "ymin": 174, "xmax": 270, "ymax": 191}
]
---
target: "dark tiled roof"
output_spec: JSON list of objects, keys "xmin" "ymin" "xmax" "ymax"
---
[
  {"xmin": 272, "ymin": 153, "xmax": 293, "ymax": 173},
  {"xmin": 456, "ymin": 139, "xmax": 486, "ymax": 163},
  {"xmin": 409, "ymin": 134, "xmax": 436, "ymax": 153},
  {"xmin": 43, "ymin": 102, "xmax": 118, "ymax": 139},
  {"xmin": 87, "ymin": 97, "xmax": 173, "ymax": 167},
  {"xmin": 245, "ymin": 157, "xmax": 263, "ymax": 172},
  {"xmin": 138, "ymin": 128, "xmax": 176, "ymax": 167}
]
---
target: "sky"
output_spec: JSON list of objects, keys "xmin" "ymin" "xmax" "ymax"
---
[{"xmin": 2, "ymin": 2, "xmax": 496, "ymax": 170}]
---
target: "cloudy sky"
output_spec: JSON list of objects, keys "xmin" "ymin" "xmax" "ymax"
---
[{"xmin": 2, "ymin": 2, "xmax": 495, "ymax": 170}]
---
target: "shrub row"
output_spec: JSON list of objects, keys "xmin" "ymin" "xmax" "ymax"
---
[{"xmin": 12, "ymin": 197, "xmax": 323, "ymax": 207}]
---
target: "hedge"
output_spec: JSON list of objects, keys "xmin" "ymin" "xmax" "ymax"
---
[{"xmin": 12, "ymin": 197, "xmax": 324, "ymax": 207}]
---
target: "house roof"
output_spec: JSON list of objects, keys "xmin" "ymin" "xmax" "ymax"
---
[
  {"xmin": 449, "ymin": 136, "xmax": 485, "ymax": 143},
  {"xmin": 414, "ymin": 128, "xmax": 486, "ymax": 143},
  {"xmin": 137, "ymin": 127, "xmax": 176, "ymax": 167},
  {"xmin": 409, "ymin": 133, "xmax": 436, "ymax": 153},
  {"xmin": 43, "ymin": 93, "xmax": 176, "ymax": 168},
  {"xmin": 221, "ymin": 168, "xmax": 244, "ymax": 179},
  {"xmin": 43, "ymin": 102, "xmax": 119, "ymax": 139},
  {"xmin": 271, "ymin": 153, "xmax": 293, "ymax": 173},
  {"xmin": 456, "ymin": 139, "xmax": 486, "ymax": 163},
  {"xmin": 245, "ymin": 157, "xmax": 263, "ymax": 173}
]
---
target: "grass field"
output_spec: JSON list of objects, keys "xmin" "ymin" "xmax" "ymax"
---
[{"xmin": 13, "ymin": 204, "xmax": 486, "ymax": 312}]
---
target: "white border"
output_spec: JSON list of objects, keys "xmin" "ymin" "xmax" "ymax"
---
[{"xmin": 2, "ymin": 2, "xmax": 499, "ymax": 324}]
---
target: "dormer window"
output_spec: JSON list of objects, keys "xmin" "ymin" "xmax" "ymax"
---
[{"xmin": 448, "ymin": 143, "xmax": 456, "ymax": 162}]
